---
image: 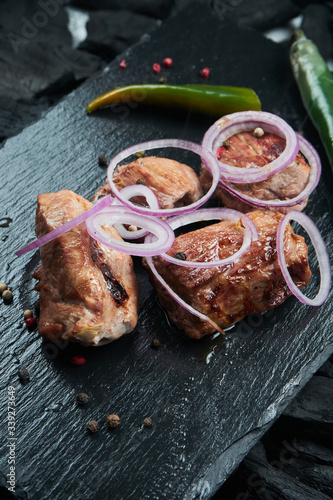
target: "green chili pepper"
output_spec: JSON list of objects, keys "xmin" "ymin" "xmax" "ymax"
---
[
  {"xmin": 86, "ymin": 84, "xmax": 261, "ymax": 116},
  {"xmin": 290, "ymin": 29, "xmax": 333, "ymax": 173}
]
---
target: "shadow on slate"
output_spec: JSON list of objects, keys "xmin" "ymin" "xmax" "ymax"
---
[{"xmin": 0, "ymin": 3, "xmax": 332, "ymax": 500}]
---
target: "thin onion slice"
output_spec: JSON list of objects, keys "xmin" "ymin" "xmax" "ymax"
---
[
  {"xmin": 111, "ymin": 185, "xmax": 160, "ymax": 240},
  {"xmin": 218, "ymin": 134, "xmax": 321, "ymax": 208},
  {"xmin": 85, "ymin": 205, "xmax": 175, "ymax": 256},
  {"xmin": 107, "ymin": 139, "xmax": 220, "ymax": 217},
  {"xmin": 277, "ymin": 211, "xmax": 331, "ymax": 306},
  {"xmin": 160, "ymin": 208, "xmax": 258, "ymax": 268},
  {"xmin": 15, "ymin": 194, "xmax": 113, "ymax": 256},
  {"xmin": 144, "ymin": 243, "xmax": 225, "ymax": 335},
  {"xmin": 202, "ymin": 111, "xmax": 299, "ymax": 183}
]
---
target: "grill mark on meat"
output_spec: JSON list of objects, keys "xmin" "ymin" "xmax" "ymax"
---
[{"xmin": 90, "ymin": 242, "xmax": 129, "ymax": 307}]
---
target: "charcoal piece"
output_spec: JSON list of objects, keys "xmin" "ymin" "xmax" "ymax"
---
[
  {"xmin": 301, "ymin": 4, "xmax": 332, "ymax": 61},
  {"xmin": 0, "ymin": 41, "xmax": 102, "ymax": 100},
  {"xmin": 215, "ymin": 0, "xmax": 300, "ymax": 31},
  {"xmin": 243, "ymin": 442, "xmax": 333, "ymax": 500},
  {"xmin": 293, "ymin": 439, "xmax": 333, "ymax": 466},
  {"xmin": 283, "ymin": 376, "xmax": 333, "ymax": 424},
  {"xmin": 79, "ymin": 10, "xmax": 160, "ymax": 60},
  {"xmin": 0, "ymin": 0, "xmax": 71, "ymax": 46},
  {"xmin": 281, "ymin": 457, "xmax": 333, "ymax": 497},
  {"xmin": 317, "ymin": 356, "xmax": 333, "ymax": 379},
  {"xmin": 0, "ymin": 95, "xmax": 53, "ymax": 143},
  {"xmin": 69, "ymin": 0, "xmax": 173, "ymax": 19}
]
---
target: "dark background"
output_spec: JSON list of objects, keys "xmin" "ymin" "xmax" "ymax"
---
[{"xmin": 0, "ymin": 1, "xmax": 332, "ymax": 499}]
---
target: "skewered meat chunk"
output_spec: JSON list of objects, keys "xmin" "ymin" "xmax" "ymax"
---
[
  {"xmin": 91, "ymin": 156, "xmax": 203, "ymax": 209},
  {"xmin": 199, "ymin": 131, "xmax": 311, "ymax": 214},
  {"xmin": 143, "ymin": 210, "xmax": 311, "ymax": 339},
  {"xmin": 33, "ymin": 190, "xmax": 138, "ymax": 346}
]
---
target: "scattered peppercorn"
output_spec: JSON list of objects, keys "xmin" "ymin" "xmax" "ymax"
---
[
  {"xmin": 174, "ymin": 252, "xmax": 187, "ymax": 261},
  {"xmin": 143, "ymin": 417, "xmax": 152, "ymax": 427},
  {"xmin": 2, "ymin": 289, "xmax": 13, "ymax": 301},
  {"xmin": 216, "ymin": 146, "xmax": 226, "ymax": 159},
  {"xmin": 136, "ymin": 178, "xmax": 146, "ymax": 184},
  {"xmin": 223, "ymin": 140, "xmax": 230, "ymax": 148},
  {"xmin": 128, "ymin": 225, "xmax": 138, "ymax": 232},
  {"xmin": 151, "ymin": 338, "xmax": 160, "ymax": 348},
  {"xmin": 152, "ymin": 63, "xmax": 161, "ymax": 74},
  {"xmin": 71, "ymin": 355, "xmax": 86, "ymax": 366},
  {"xmin": 106, "ymin": 414, "xmax": 120, "ymax": 428},
  {"xmin": 159, "ymin": 76, "xmax": 167, "ymax": 84},
  {"xmin": 0, "ymin": 283, "xmax": 7, "ymax": 293},
  {"xmin": 254, "ymin": 127, "xmax": 264, "ymax": 137},
  {"xmin": 77, "ymin": 392, "xmax": 89, "ymax": 405},
  {"xmin": 163, "ymin": 57, "xmax": 173, "ymax": 68},
  {"xmin": 98, "ymin": 155, "xmax": 108, "ymax": 166},
  {"xmin": 119, "ymin": 59, "xmax": 126, "ymax": 69},
  {"xmin": 200, "ymin": 67, "xmax": 210, "ymax": 79},
  {"xmin": 18, "ymin": 366, "xmax": 30, "ymax": 383},
  {"xmin": 23, "ymin": 309, "xmax": 33, "ymax": 319},
  {"xmin": 25, "ymin": 317, "xmax": 37, "ymax": 329},
  {"xmin": 86, "ymin": 420, "xmax": 98, "ymax": 433}
]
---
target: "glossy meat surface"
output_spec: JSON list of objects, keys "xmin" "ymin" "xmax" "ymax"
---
[
  {"xmin": 91, "ymin": 156, "xmax": 203, "ymax": 209},
  {"xmin": 200, "ymin": 131, "xmax": 311, "ymax": 214},
  {"xmin": 33, "ymin": 190, "xmax": 138, "ymax": 346},
  {"xmin": 144, "ymin": 210, "xmax": 311, "ymax": 339}
]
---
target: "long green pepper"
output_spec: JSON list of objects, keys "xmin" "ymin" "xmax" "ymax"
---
[
  {"xmin": 86, "ymin": 84, "xmax": 261, "ymax": 117},
  {"xmin": 290, "ymin": 30, "xmax": 333, "ymax": 173}
]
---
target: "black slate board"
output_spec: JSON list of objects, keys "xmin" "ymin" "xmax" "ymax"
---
[{"xmin": 1, "ymin": 4, "xmax": 333, "ymax": 500}]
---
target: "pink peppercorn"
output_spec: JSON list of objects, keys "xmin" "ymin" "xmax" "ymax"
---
[
  {"xmin": 200, "ymin": 67, "xmax": 210, "ymax": 79},
  {"xmin": 152, "ymin": 63, "xmax": 161, "ymax": 74},
  {"xmin": 71, "ymin": 355, "xmax": 86, "ymax": 367},
  {"xmin": 162, "ymin": 57, "xmax": 173, "ymax": 68},
  {"xmin": 216, "ymin": 147, "xmax": 226, "ymax": 159},
  {"xmin": 119, "ymin": 59, "xmax": 126, "ymax": 69},
  {"xmin": 25, "ymin": 317, "xmax": 37, "ymax": 328}
]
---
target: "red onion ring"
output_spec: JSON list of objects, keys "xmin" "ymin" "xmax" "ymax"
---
[
  {"xmin": 144, "ymin": 242, "xmax": 225, "ymax": 335},
  {"xmin": 218, "ymin": 134, "xmax": 321, "ymax": 208},
  {"xmin": 111, "ymin": 185, "xmax": 160, "ymax": 240},
  {"xmin": 107, "ymin": 139, "xmax": 220, "ymax": 217},
  {"xmin": 202, "ymin": 111, "xmax": 299, "ymax": 183},
  {"xmin": 15, "ymin": 194, "xmax": 113, "ymax": 256},
  {"xmin": 160, "ymin": 208, "xmax": 258, "ymax": 268},
  {"xmin": 85, "ymin": 205, "xmax": 175, "ymax": 256},
  {"xmin": 277, "ymin": 211, "xmax": 331, "ymax": 306}
]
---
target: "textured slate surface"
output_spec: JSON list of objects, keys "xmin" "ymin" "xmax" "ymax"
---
[{"xmin": 0, "ymin": 3, "xmax": 332, "ymax": 500}]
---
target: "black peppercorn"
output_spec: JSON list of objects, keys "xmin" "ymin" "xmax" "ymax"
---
[
  {"xmin": 106, "ymin": 414, "xmax": 120, "ymax": 428},
  {"xmin": 143, "ymin": 417, "xmax": 152, "ymax": 427},
  {"xmin": 136, "ymin": 178, "xmax": 146, "ymax": 185},
  {"xmin": 98, "ymin": 155, "xmax": 108, "ymax": 166},
  {"xmin": 174, "ymin": 252, "xmax": 187, "ymax": 261},
  {"xmin": 86, "ymin": 420, "xmax": 98, "ymax": 433},
  {"xmin": 151, "ymin": 338, "xmax": 160, "ymax": 348},
  {"xmin": 18, "ymin": 366, "xmax": 29, "ymax": 384},
  {"xmin": 77, "ymin": 392, "xmax": 89, "ymax": 405}
]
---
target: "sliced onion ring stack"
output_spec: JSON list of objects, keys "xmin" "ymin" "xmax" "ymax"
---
[
  {"xmin": 218, "ymin": 134, "xmax": 321, "ymax": 208},
  {"xmin": 111, "ymin": 184, "xmax": 160, "ymax": 240},
  {"xmin": 277, "ymin": 211, "xmax": 331, "ymax": 306},
  {"xmin": 202, "ymin": 111, "xmax": 299, "ymax": 183},
  {"xmin": 160, "ymin": 208, "xmax": 258, "ymax": 268},
  {"xmin": 85, "ymin": 205, "xmax": 175, "ymax": 257},
  {"xmin": 107, "ymin": 138, "xmax": 220, "ymax": 217}
]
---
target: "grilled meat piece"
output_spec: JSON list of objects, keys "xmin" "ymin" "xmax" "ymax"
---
[
  {"xmin": 200, "ymin": 131, "xmax": 311, "ymax": 214},
  {"xmin": 33, "ymin": 190, "xmax": 138, "ymax": 346},
  {"xmin": 143, "ymin": 210, "xmax": 311, "ymax": 339},
  {"xmin": 91, "ymin": 156, "xmax": 203, "ymax": 209}
]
